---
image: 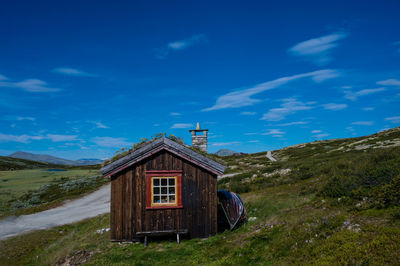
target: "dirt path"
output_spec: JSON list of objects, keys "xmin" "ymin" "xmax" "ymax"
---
[
  {"xmin": 218, "ymin": 172, "xmax": 241, "ymax": 180},
  {"xmin": 266, "ymin": 151, "xmax": 277, "ymax": 162},
  {"xmin": 0, "ymin": 184, "xmax": 110, "ymax": 240}
]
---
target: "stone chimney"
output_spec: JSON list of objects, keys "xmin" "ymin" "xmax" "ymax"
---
[{"xmin": 189, "ymin": 122, "xmax": 208, "ymax": 152}]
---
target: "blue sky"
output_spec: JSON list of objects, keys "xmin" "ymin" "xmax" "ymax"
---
[{"xmin": 0, "ymin": 0, "xmax": 399, "ymax": 160}]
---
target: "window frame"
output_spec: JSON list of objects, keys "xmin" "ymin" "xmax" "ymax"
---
[{"xmin": 146, "ymin": 170, "xmax": 183, "ymax": 209}]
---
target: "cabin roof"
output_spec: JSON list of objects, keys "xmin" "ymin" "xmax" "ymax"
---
[{"xmin": 100, "ymin": 137, "xmax": 226, "ymax": 177}]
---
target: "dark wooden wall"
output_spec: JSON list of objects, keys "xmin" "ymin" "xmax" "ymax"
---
[{"xmin": 110, "ymin": 150, "xmax": 218, "ymax": 241}]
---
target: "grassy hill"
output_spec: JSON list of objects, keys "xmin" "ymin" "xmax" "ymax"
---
[
  {"xmin": 0, "ymin": 156, "xmax": 60, "ymax": 170},
  {"xmin": 1, "ymin": 128, "xmax": 400, "ymax": 265}
]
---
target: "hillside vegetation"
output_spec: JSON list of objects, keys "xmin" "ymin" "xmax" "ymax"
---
[
  {"xmin": 1, "ymin": 128, "xmax": 400, "ymax": 265},
  {"xmin": 0, "ymin": 156, "xmax": 58, "ymax": 171}
]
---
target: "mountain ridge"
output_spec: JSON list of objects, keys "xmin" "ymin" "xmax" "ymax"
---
[{"xmin": 9, "ymin": 151, "xmax": 102, "ymax": 166}]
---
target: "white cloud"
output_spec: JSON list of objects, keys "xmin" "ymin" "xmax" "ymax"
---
[
  {"xmin": 170, "ymin": 112, "xmax": 182, "ymax": 116},
  {"xmin": 153, "ymin": 123, "xmax": 160, "ymax": 127},
  {"xmin": 240, "ymin": 111, "xmax": 257, "ymax": 115},
  {"xmin": 88, "ymin": 121, "xmax": 109, "ymax": 129},
  {"xmin": 344, "ymin": 87, "xmax": 385, "ymax": 101},
  {"xmin": 171, "ymin": 123, "xmax": 194, "ymax": 129},
  {"xmin": 0, "ymin": 133, "xmax": 43, "ymax": 143},
  {"xmin": 363, "ymin": 107, "xmax": 374, "ymax": 111},
  {"xmin": 385, "ymin": 116, "xmax": 400, "ymax": 123},
  {"xmin": 313, "ymin": 133, "xmax": 330, "ymax": 138},
  {"xmin": 211, "ymin": 141, "xmax": 240, "ymax": 146},
  {"xmin": 203, "ymin": 69, "xmax": 339, "ymax": 111},
  {"xmin": 377, "ymin": 78, "xmax": 400, "ymax": 87},
  {"xmin": 261, "ymin": 98, "xmax": 315, "ymax": 121},
  {"xmin": 46, "ymin": 134, "xmax": 78, "ymax": 142},
  {"xmin": 156, "ymin": 34, "xmax": 207, "ymax": 59},
  {"xmin": 0, "ymin": 78, "xmax": 60, "ymax": 92},
  {"xmin": 53, "ymin": 67, "xmax": 96, "ymax": 77},
  {"xmin": 244, "ymin": 132, "xmax": 257, "ymax": 135},
  {"xmin": 262, "ymin": 129, "xmax": 286, "ymax": 135},
  {"xmin": 311, "ymin": 130, "xmax": 322, "ymax": 133},
  {"xmin": 322, "ymin": 103, "xmax": 347, "ymax": 111},
  {"xmin": 247, "ymin": 140, "xmax": 260, "ymax": 143},
  {"xmin": 168, "ymin": 34, "xmax": 206, "ymax": 50},
  {"xmin": 16, "ymin": 116, "xmax": 36, "ymax": 121},
  {"xmin": 91, "ymin": 136, "xmax": 131, "ymax": 147},
  {"xmin": 0, "ymin": 133, "xmax": 77, "ymax": 143},
  {"xmin": 276, "ymin": 121, "xmax": 308, "ymax": 126},
  {"xmin": 352, "ymin": 121, "xmax": 374, "ymax": 126},
  {"xmin": 288, "ymin": 32, "xmax": 349, "ymax": 65},
  {"xmin": 0, "ymin": 75, "xmax": 7, "ymax": 80}
]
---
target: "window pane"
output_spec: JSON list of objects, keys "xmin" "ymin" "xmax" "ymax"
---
[
  {"xmin": 169, "ymin": 178, "xmax": 175, "ymax": 186},
  {"xmin": 153, "ymin": 196, "xmax": 160, "ymax": 203},
  {"xmin": 161, "ymin": 179, "xmax": 167, "ymax": 186},
  {"xmin": 169, "ymin": 187, "xmax": 175, "ymax": 194},
  {"xmin": 153, "ymin": 178, "xmax": 160, "ymax": 186},
  {"xmin": 153, "ymin": 187, "xmax": 160, "ymax": 194},
  {"xmin": 161, "ymin": 196, "xmax": 168, "ymax": 203},
  {"xmin": 161, "ymin": 187, "xmax": 167, "ymax": 194},
  {"xmin": 169, "ymin": 195, "xmax": 175, "ymax": 203}
]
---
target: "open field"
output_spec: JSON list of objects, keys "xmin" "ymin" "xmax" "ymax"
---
[{"xmin": 0, "ymin": 168, "xmax": 105, "ymax": 218}]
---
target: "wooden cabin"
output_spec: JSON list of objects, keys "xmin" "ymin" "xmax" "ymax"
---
[{"xmin": 100, "ymin": 137, "xmax": 225, "ymax": 242}]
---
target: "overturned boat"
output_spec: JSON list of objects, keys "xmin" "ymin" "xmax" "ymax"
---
[{"xmin": 217, "ymin": 190, "xmax": 247, "ymax": 231}]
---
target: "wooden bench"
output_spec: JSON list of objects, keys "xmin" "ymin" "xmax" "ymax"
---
[{"xmin": 136, "ymin": 229, "xmax": 189, "ymax": 247}]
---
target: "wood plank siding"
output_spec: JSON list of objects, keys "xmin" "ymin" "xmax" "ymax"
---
[{"xmin": 110, "ymin": 150, "xmax": 218, "ymax": 241}]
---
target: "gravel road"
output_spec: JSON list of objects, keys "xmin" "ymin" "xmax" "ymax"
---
[{"xmin": 0, "ymin": 184, "xmax": 110, "ymax": 240}]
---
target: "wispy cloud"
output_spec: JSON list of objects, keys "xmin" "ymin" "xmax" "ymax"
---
[
  {"xmin": 247, "ymin": 140, "xmax": 260, "ymax": 143},
  {"xmin": 261, "ymin": 98, "xmax": 315, "ymax": 121},
  {"xmin": 88, "ymin": 121, "xmax": 109, "ymax": 129},
  {"xmin": 53, "ymin": 67, "xmax": 96, "ymax": 77},
  {"xmin": 170, "ymin": 112, "xmax": 182, "ymax": 116},
  {"xmin": 311, "ymin": 130, "xmax": 322, "ymax": 133},
  {"xmin": 156, "ymin": 34, "xmax": 207, "ymax": 59},
  {"xmin": 0, "ymin": 78, "xmax": 61, "ymax": 92},
  {"xmin": 0, "ymin": 75, "xmax": 7, "ymax": 80},
  {"xmin": 288, "ymin": 32, "xmax": 349, "ymax": 65},
  {"xmin": 0, "ymin": 133, "xmax": 77, "ymax": 143},
  {"xmin": 171, "ymin": 123, "xmax": 194, "ymax": 129},
  {"xmin": 91, "ymin": 136, "xmax": 130, "ymax": 147},
  {"xmin": 262, "ymin": 129, "xmax": 286, "ymax": 135},
  {"xmin": 363, "ymin": 107, "xmax": 375, "ymax": 111},
  {"xmin": 352, "ymin": 121, "xmax": 374, "ymax": 126},
  {"xmin": 240, "ymin": 111, "xmax": 257, "ymax": 115},
  {"xmin": 344, "ymin": 87, "xmax": 385, "ymax": 101},
  {"xmin": 211, "ymin": 141, "xmax": 240, "ymax": 146},
  {"xmin": 322, "ymin": 103, "xmax": 347, "ymax": 111},
  {"xmin": 203, "ymin": 70, "xmax": 339, "ymax": 111},
  {"xmin": 385, "ymin": 116, "xmax": 400, "ymax": 123},
  {"xmin": 46, "ymin": 134, "xmax": 78, "ymax": 142},
  {"xmin": 16, "ymin": 116, "xmax": 36, "ymax": 121},
  {"xmin": 276, "ymin": 121, "xmax": 308, "ymax": 126},
  {"xmin": 377, "ymin": 78, "xmax": 400, "ymax": 87},
  {"xmin": 4, "ymin": 115, "xmax": 36, "ymax": 121},
  {"xmin": 0, "ymin": 133, "xmax": 43, "ymax": 143},
  {"xmin": 313, "ymin": 133, "xmax": 330, "ymax": 139}
]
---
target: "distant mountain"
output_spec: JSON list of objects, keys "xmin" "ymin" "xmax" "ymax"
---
[
  {"xmin": 76, "ymin": 158, "xmax": 104, "ymax": 165},
  {"xmin": 215, "ymin": 149, "xmax": 246, "ymax": 156},
  {"xmin": 9, "ymin": 151, "xmax": 102, "ymax": 166}
]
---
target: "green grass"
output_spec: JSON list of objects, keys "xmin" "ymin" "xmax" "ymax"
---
[{"xmin": 0, "ymin": 127, "xmax": 400, "ymax": 265}]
